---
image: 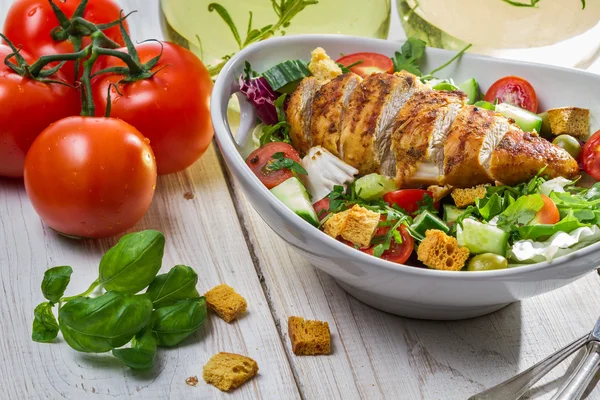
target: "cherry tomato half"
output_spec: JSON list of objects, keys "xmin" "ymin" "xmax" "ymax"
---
[
  {"xmin": 582, "ymin": 129, "xmax": 600, "ymax": 180},
  {"xmin": 383, "ymin": 189, "xmax": 440, "ymax": 215},
  {"xmin": 336, "ymin": 52, "xmax": 394, "ymax": 78},
  {"xmin": 24, "ymin": 117, "xmax": 157, "ymax": 239},
  {"xmin": 313, "ymin": 197, "xmax": 330, "ymax": 221},
  {"xmin": 484, "ymin": 76, "xmax": 538, "ymax": 113},
  {"xmin": 361, "ymin": 224, "xmax": 414, "ymax": 264},
  {"xmin": 246, "ymin": 142, "xmax": 301, "ymax": 189},
  {"xmin": 530, "ymin": 194, "xmax": 560, "ymax": 225}
]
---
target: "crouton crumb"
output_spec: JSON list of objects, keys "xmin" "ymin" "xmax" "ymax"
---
[
  {"xmin": 417, "ymin": 230, "xmax": 470, "ymax": 271},
  {"xmin": 288, "ymin": 316, "xmax": 331, "ymax": 355},
  {"xmin": 204, "ymin": 284, "xmax": 247, "ymax": 323},
  {"xmin": 203, "ymin": 352, "xmax": 258, "ymax": 392},
  {"xmin": 323, "ymin": 204, "xmax": 380, "ymax": 248},
  {"xmin": 451, "ymin": 185, "xmax": 487, "ymax": 208},
  {"xmin": 309, "ymin": 47, "xmax": 342, "ymax": 84}
]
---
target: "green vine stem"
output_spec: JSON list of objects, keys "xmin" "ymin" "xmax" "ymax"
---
[{"xmin": 59, "ymin": 278, "xmax": 100, "ymax": 305}]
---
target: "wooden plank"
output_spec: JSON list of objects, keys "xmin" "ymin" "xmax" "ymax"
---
[
  {"xmin": 232, "ymin": 183, "xmax": 600, "ymax": 399},
  {"xmin": 0, "ymin": 1, "xmax": 299, "ymax": 399}
]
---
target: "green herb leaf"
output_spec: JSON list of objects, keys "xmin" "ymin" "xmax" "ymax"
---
[
  {"xmin": 518, "ymin": 210, "xmax": 588, "ymax": 241},
  {"xmin": 336, "ymin": 60, "xmax": 363, "ymax": 74},
  {"xmin": 259, "ymin": 121, "xmax": 291, "ymax": 146},
  {"xmin": 146, "ymin": 265, "xmax": 200, "ymax": 308},
  {"xmin": 32, "ymin": 302, "xmax": 59, "ymax": 343},
  {"xmin": 416, "ymin": 193, "xmax": 437, "ymax": 215},
  {"xmin": 99, "ymin": 230, "xmax": 165, "ymax": 294},
  {"xmin": 41, "ymin": 266, "xmax": 73, "ymax": 303},
  {"xmin": 208, "ymin": 3, "xmax": 242, "ymax": 49},
  {"xmin": 476, "ymin": 193, "xmax": 504, "ymax": 221},
  {"xmin": 267, "ymin": 152, "xmax": 307, "ymax": 175},
  {"xmin": 496, "ymin": 194, "xmax": 545, "ymax": 230},
  {"xmin": 152, "ymin": 297, "xmax": 207, "ymax": 347},
  {"xmin": 501, "ymin": 0, "xmax": 541, "ymax": 7},
  {"xmin": 58, "ymin": 291, "xmax": 153, "ymax": 353},
  {"xmin": 112, "ymin": 328, "xmax": 157, "ymax": 370},
  {"xmin": 391, "ymin": 37, "xmax": 426, "ymax": 76}
]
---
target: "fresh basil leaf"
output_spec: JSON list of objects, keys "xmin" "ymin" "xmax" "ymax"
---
[
  {"xmin": 32, "ymin": 302, "xmax": 59, "ymax": 343},
  {"xmin": 496, "ymin": 194, "xmax": 544, "ymax": 230},
  {"xmin": 99, "ymin": 230, "xmax": 165, "ymax": 293},
  {"xmin": 112, "ymin": 328, "xmax": 157, "ymax": 370},
  {"xmin": 518, "ymin": 210, "xmax": 588, "ymax": 241},
  {"xmin": 41, "ymin": 266, "xmax": 73, "ymax": 303},
  {"xmin": 391, "ymin": 37, "xmax": 426, "ymax": 76},
  {"xmin": 152, "ymin": 297, "xmax": 207, "ymax": 347},
  {"xmin": 146, "ymin": 265, "xmax": 200, "ymax": 308},
  {"xmin": 58, "ymin": 292, "xmax": 153, "ymax": 353},
  {"xmin": 476, "ymin": 193, "xmax": 504, "ymax": 221}
]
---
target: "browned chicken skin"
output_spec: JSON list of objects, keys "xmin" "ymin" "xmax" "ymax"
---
[{"xmin": 287, "ymin": 71, "xmax": 579, "ymax": 188}]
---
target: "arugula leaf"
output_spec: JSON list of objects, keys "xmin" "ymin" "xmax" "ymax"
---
[
  {"xmin": 582, "ymin": 182, "xmax": 600, "ymax": 201},
  {"xmin": 372, "ymin": 219, "xmax": 406, "ymax": 257},
  {"xmin": 391, "ymin": 37, "xmax": 426, "ymax": 76},
  {"xmin": 258, "ymin": 94, "xmax": 291, "ymax": 145},
  {"xmin": 267, "ymin": 152, "xmax": 307, "ymax": 175},
  {"xmin": 496, "ymin": 194, "xmax": 544, "ymax": 231},
  {"xmin": 518, "ymin": 210, "xmax": 588, "ymax": 241},
  {"xmin": 415, "ymin": 194, "xmax": 437, "ymax": 215},
  {"xmin": 476, "ymin": 193, "xmax": 504, "ymax": 221},
  {"xmin": 336, "ymin": 60, "xmax": 364, "ymax": 74}
]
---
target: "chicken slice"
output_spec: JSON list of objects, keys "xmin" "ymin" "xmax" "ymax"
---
[
  {"xmin": 287, "ymin": 77, "xmax": 322, "ymax": 156},
  {"xmin": 310, "ymin": 73, "xmax": 362, "ymax": 157},
  {"xmin": 340, "ymin": 72, "xmax": 425, "ymax": 175},
  {"xmin": 392, "ymin": 90, "xmax": 467, "ymax": 187},
  {"xmin": 443, "ymin": 106, "xmax": 506, "ymax": 187},
  {"xmin": 489, "ymin": 129, "xmax": 579, "ymax": 186}
]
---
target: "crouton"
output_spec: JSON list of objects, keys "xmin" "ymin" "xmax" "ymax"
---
[
  {"xmin": 309, "ymin": 47, "xmax": 342, "ymax": 84},
  {"xmin": 288, "ymin": 316, "xmax": 331, "ymax": 355},
  {"xmin": 204, "ymin": 284, "xmax": 247, "ymax": 323},
  {"xmin": 203, "ymin": 352, "xmax": 258, "ymax": 392},
  {"xmin": 451, "ymin": 185, "xmax": 487, "ymax": 208},
  {"xmin": 547, "ymin": 107, "xmax": 589, "ymax": 138},
  {"xmin": 427, "ymin": 184, "xmax": 453, "ymax": 202},
  {"xmin": 417, "ymin": 229, "xmax": 470, "ymax": 271},
  {"xmin": 323, "ymin": 204, "xmax": 380, "ymax": 248}
]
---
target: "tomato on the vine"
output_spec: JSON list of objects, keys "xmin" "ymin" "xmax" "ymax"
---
[
  {"xmin": 24, "ymin": 117, "xmax": 157, "ymax": 239},
  {"xmin": 0, "ymin": 45, "xmax": 80, "ymax": 178},
  {"xmin": 91, "ymin": 41, "xmax": 213, "ymax": 175},
  {"xmin": 3, "ymin": 0, "xmax": 128, "ymax": 80}
]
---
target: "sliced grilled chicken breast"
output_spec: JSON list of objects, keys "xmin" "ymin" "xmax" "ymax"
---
[
  {"xmin": 340, "ymin": 72, "xmax": 425, "ymax": 175},
  {"xmin": 310, "ymin": 73, "xmax": 362, "ymax": 157},
  {"xmin": 287, "ymin": 77, "xmax": 322, "ymax": 156},
  {"xmin": 392, "ymin": 90, "xmax": 467, "ymax": 187},
  {"xmin": 489, "ymin": 129, "xmax": 579, "ymax": 186}
]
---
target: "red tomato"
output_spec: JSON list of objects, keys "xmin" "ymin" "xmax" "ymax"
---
[
  {"xmin": 0, "ymin": 46, "xmax": 80, "ymax": 178},
  {"xmin": 246, "ymin": 142, "xmax": 301, "ymax": 189},
  {"xmin": 91, "ymin": 41, "xmax": 213, "ymax": 175},
  {"xmin": 336, "ymin": 52, "xmax": 394, "ymax": 78},
  {"xmin": 313, "ymin": 198, "xmax": 330, "ymax": 221},
  {"xmin": 3, "ymin": 0, "xmax": 128, "ymax": 82},
  {"xmin": 484, "ymin": 76, "xmax": 538, "ymax": 113},
  {"xmin": 383, "ymin": 189, "xmax": 440, "ymax": 215},
  {"xmin": 530, "ymin": 194, "xmax": 560, "ymax": 225},
  {"xmin": 361, "ymin": 224, "xmax": 414, "ymax": 264},
  {"xmin": 582, "ymin": 129, "xmax": 600, "ymax": 180},
  {"xmin": 24, "ymin": 117, "xmax": 157, "ymax": 238}
]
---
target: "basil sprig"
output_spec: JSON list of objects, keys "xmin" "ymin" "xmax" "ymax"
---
[{"xmin": 31, "ymin": 230, "xmax": 207, "ymax": 370}]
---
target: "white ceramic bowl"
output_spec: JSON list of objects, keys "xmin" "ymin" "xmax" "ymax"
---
[{"xmin": 212, "ymin": 35, "xmax": 600, "ymax": 320}]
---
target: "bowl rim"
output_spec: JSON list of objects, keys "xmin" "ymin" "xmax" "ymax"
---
[{"xmin": 211, "ymin": 33, "xmax": 600, "ymax": 280}]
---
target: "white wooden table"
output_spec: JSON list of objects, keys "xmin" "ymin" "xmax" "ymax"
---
[{"xmin": 2, "ymin": 1, "xmax": 600, "ymax": 399}]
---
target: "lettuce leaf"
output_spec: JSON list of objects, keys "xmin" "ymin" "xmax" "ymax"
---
[{"xmin": 517, "ymin": 210, "xmax": 588, "ymax": 241}]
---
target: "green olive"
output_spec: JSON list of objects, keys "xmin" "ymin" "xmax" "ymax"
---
[
  {"xmin": 467, "ymin": 253, "xmax": 508, "ymax": 271},
  {"xmin": 552, "ymin": 135, "xmax": 582, "ymax": 159}
]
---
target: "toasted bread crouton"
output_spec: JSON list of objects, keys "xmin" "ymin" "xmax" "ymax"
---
[
  {"xmin": 428, "ymin": 184, "xmax": 453, "ymax": 202},
  {"xmin": 288, "ymin": 316, "xmax": 331, "ymax": 355},
  {"xmin": 205, "ymin": 284, "xmax": 247, "ymax": 323},
  {"xmin": 323, "ymin": 204, "xmax": 380, "ymax": 248},
  {"xmin": 203, "ymin": 352, "xmax": 258, "ymax": 392},
  {"xmin": 451, "ymin": 185, "xmax": 487, "ymax": 208},
  {"xmin": 417, "ymin": 229, "xmax": 470, "ymax": 271},
  {"xmin": 547, "ymin": 107, "xmax": 589, "ymax": 138},
  {"xmin": 309, "ymin": 47, "xmax": 342, "ymax": 84}
]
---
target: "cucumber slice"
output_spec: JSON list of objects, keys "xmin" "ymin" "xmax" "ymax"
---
[
  {"xmin": 270, "ymin": 177, "xmax": 318, "ymax": 226},
  {"xmin": 456, "ymin": 219, "xmax": 509, "ymax": 256},
  {"xmin": 354, "ymin": 173, "xmax": 397, "ymax": 201},
  {"xmin": 495, "ymin": 103, "xmax": 543, "ymax": 133},
  {"xmin": 443, "ymin": 204, "xmax": 463, "ymax": 224},
  {"xmin": 538, "ymin": 111, "xmax": 553, "ymax": 137},
  {"xmin": 411, "ymin": 210, "xmax": 449, "ymax": 236},
  {"xmin": 474, "ymin": 100, "xmax": 496, "ymax": 111},
  {"xmin": 262, "ymin": 60, "xmax": 311, "ymax": 93},
  {"xmin": 458, "ymin": 78, "xmax": 479, "ymax": 104}
]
